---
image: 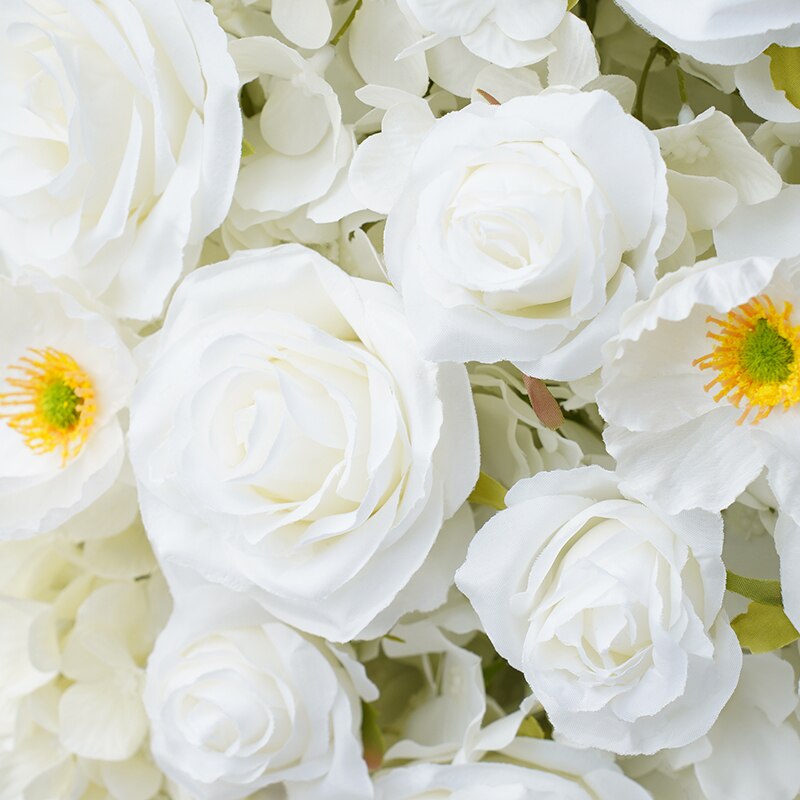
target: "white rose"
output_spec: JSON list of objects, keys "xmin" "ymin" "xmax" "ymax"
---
[
  {"xmin": 145, "ymin": 584, "xmax": 373, "ymax": 800},
  {"xmin": 611, "ymin": 0, "xmax": 800, "ymax": 65},
  {"xmin": 456, "ymin": 466, "xmax": 742, "ymax": 755},
  {"xmin": 0, "ymin": 0, "xmax": 241, "ymax": 322},
  {"xmin": 373, "ymin": 739, "xmax": 651, "ymax": 799},
  {"xmin": 225, "ymin": 37, "xmax": 359, "ymax": 250},
  {"xmin": 384, "ymin": 90, "xmax": 667, "ymax": 380},
  {"xmin": 129, "ymin": 244, "xmax": 479, "ymax": 642},
  {"xmin": 0, "ymin": 275, "xmax": 136, "ymax": 538}
]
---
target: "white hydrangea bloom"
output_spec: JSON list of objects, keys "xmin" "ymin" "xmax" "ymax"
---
[
  {"xmin": 224, "ymin": 37, "xmax": 360, "ymax": 251},
  {"xmin": 0, "ymin": 523, "xmax": 169, "ymax": 799},
  {"xmin": 655, "ymin": 109, "xmax": 782, "ymax": 271}
]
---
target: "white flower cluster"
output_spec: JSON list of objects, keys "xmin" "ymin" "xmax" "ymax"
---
[{"xmin": 4, "ymin": 1, "xmax": 800, "ymax": 798}]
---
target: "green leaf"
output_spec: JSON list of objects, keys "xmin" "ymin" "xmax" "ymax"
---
[
  {"xmin": 765, "ymin": 45, "xmax": 800, "ymax": 111},
  {"xmin": 731, "ymin": 601, "xmax": 800, "ymax": 653},
  {"xmin": 725, "ymin": 571, "xmax": 783, "ymax": 607},
  {"xmin": 360, "ymin": 701, "xmax": 384, "ymax": 771},
  {"xmin": 518, "ymin": 716, "xmax": 546, "ymax": 739},
  {"xmin": 241, "ymin": 138, "xmax": 255, "ymax": 158},
  {"xmin": 468, "ymin": 472, "xmax": 508, "ymax": 511}
]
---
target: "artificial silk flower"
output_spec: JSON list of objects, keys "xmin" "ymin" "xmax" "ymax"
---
[
  {"xmin": 626, "ymin": 653, "xmax": 800, "ymax": 800},
  {"xmin": 224, "ymin": 36, "xmax": 359, "ymax": 251},
  {"xmin": 734, "ymin": 53, "xmax": 800, "ymax": 124},
  {"xmin": 383, "ymin": 89, "xmax": 668, "ymax": 380},
  {"xmin": 655, "ymin": 108, "xmax": 782, "ymax": 272},
  {"xmin": 373, "ymin": 738, "xmax": 652, "ymax": 799},
  {"xmin": 361, "ymin": 593, "xmax": 535, "ymax": 767},
  {"xmin": 468, "ymin": 363, "xmax": 606, "ymax": 526},
  {"xmin": 456, "ymin": 466, "xmax": 742, "ymax": 755},
  {"xmin": 397, "ymin": 0, "xmax": 574, "ymax": 71},
  {"xmin": 0, "ymin": 527, "xmax": 170, "ymax": 798},
  {"xmin": 145, "ymin": 583, "xmax": 373, "ymax": 800},
  {"xmin": 0, "ymin": 0, "xmax": 242, "ymax": 322},
  {"xmin": 611, "ymin": 0, "xmax": 800, "ymax": 66},
  {"xmin": 0, "ymin": 275, "xmax": 136, "ymax": 539},
  {"xmin": 597, "ymin": 255, "xmax": 800, "ymax": 527},
  {"xmin": 752, "ymin": 121, "xmax": 800, "ymax": 183},
  {"xmin": 129, "ymin": 244, "xmax": 479, "ymax": 642}
]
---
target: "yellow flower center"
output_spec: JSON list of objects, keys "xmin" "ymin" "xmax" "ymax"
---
[
  {"xmin": 693, "ymin": 295, "xmax": 800, "ymax": 425},
  {"xmin": 0, "ymin": 348, "xmax": 96, "ymax": 465}
]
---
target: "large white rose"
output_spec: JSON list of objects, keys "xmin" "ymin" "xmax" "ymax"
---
[
  {"xmin": 145, "ymin": 583, "xmax": 373, "ymax": 800},
  {"xmin": 0, "ymin": 0, "xmax": 241, "ymax": 322},
  {"xmin": 383, "ymin": 89, "xmax": 667, "ymax": 380},
  {"xmin": 129, "ymin": 244, "xmax": 479, "ymax": 642},
  {"xmin": 373, "ymin": 739, "xmax": 651, "ymax": 799},
  {"xmin": 456, "ymin": 466, "xmax": 742, "ymax": 755},
  {"xmin": 611, "ymin": 0, "xmax": 800, "ymax": 65},
  {"xmin": 0, "ymin": 274, "xmax": 135, "ymax": 538}
]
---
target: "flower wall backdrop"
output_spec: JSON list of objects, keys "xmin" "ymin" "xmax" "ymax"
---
[{"xmin": 4, "ymin": 1, "xmax": 800, "ymax": 799}]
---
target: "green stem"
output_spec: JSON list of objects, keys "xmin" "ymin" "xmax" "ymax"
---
[
  {"xmin": 468, "ymin": 472, "xmax": 508, "ymax": 511},
  {"xmin": 331, "ymin": 0, "xmax": 363, "ymax": 46},
  {"xmin": 676, "ymin": 65, "xmax": 688, "ymax": 106},
  {"xmin": 578, "ymin": 0, "xmax": 598, "ymax": 32},
  {"xmin": 726, "ymin": 571, "xmax": 783, "ymax": 607},
  {"xmin": 633, "ymin": 42, "xmax": 663, "ymax": 122}
]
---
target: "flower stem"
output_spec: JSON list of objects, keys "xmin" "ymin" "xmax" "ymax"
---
[
  {"xmin": 633, "ymin": 42, "xmax": 663, "ymax": 122},
  {"xmin": 331, "ymin": 0, "xmax": 363, "ymax": 46}
]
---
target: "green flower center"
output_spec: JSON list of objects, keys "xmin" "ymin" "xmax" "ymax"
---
[
  {"xmin": 38, "ymin": 378, "xmax": 82, "ymax": 430},
  {"xmin": 738, "ymin": 318, "xmax": 795, "ymax": 385}
]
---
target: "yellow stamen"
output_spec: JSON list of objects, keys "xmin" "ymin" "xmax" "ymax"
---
[
  {"xmin": 692, "ymin": 295, "xmax": 800, "ymax": 425},
  {"xmin": 0, "ymin": 348, "xmax": 96, "ymax": 465}
]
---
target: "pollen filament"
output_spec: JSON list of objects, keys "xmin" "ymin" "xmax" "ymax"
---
[
  {"xmin": 693, "ymin": 295, "xmax": 800, "ymax": 425},
  {"xmin": 0, "ymin": 348, "xmax": 96, "ymax": 465}
]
